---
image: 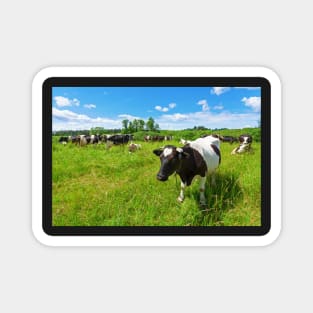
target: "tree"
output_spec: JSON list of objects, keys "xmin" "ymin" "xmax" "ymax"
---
[
  {"xmin": 128, "ymin": 121, "xmax": 135, "ymax": 133},
  {"xmin": 138, "ymin": 119, "xmax": 145, "ymax": 131},
  {"xmin": 146, "ymin": 117, "xmax": 156, "ymax": 131},
  {"xmin": 90, "ymin": 127, "xmax": 105, "ymax": 135},
  {"xmin": 132, "ymin": 119, "xmax": 139, "ymax": 132},
  {"xmin": 122, "ymin": 119, "xmax": 129, "ymax": 133}
]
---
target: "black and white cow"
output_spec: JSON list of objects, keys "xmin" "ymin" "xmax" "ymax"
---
[
  {"xmin": 144, "ymin": 135, "xmax": 151, "ymax": 142},
  {"xmin": 68, "ymin": 136, "xmax": 80, "ymax": 144},
  {"xmin": 153, "ymin": 135, "xmax": 221, "ymax": 205},
  {"xmin": 220, "ymin": 135, "xmax": 238, "ymax": 144},
  {"xmin": 87, "ymin": 134, "xmax": 101, "ymax": 144},
  {"xmin": 106, "ymin": 134, "xmax": 132, "ymax": 148},
  {"xmin": 179, "ymin": 138, "xmax": 191, "ymax": 145},
  {"xmin": 231, "ymin": 134, "xmax": 252, "ymax": 154},
  {"xmin": 58, "ymin": 136, "xmax": 69, "ymax": 144},
  {"xmin": 78, "ymin": 135, "xmax": 88, "ymax": 147},
  {"xmin": 152, "ymin": 135, "xmax": 165, "ymax": 141}
]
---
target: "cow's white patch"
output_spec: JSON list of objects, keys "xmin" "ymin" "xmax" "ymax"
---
[
  {"xmin": 242, "ymin": 136, "xmax": 249, "ymax": 144},
  {"xmin": 163, "ymin": 147, "xmax": 173, "ymax": 157},
  {"xmin": 189, "ymin": 137, "xmax": 220, "ymax": 173},
  {"xmin": 237, "ymin": 143, "xmax": 249, "ymax": 153},
  {"xmin": 176, "ymin": 148, "xmax": 183, "ymax": 153}
]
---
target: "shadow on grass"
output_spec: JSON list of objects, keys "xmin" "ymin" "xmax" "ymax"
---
[{"xmin": 189, "ymin": 172, "xmax": 243, "ymax": 226}]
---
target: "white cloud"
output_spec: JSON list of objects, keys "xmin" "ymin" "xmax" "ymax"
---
[
  {"xmin": 72, "ymin": 98, "xmax": 80, "ymax": 106},
  {"xmin": 241, "ymin": 96, "xmax": 261, "ymax": 112},
  {"xmin": 211, "ymin": 87, "xmax": 231, "ymax": 96},
  {"xmin": 54, "ymin": 96, "xmax": 70, "ymax": 107},
  {"xmin": 197, "ymin": 99, "xmax": 209, "ymax": 111},
  {"xmin": 160, "ymin": 113, "xmax": 189, "ymax": 122},
  {"xmin": 54, "ymin": 96, "xmax": 80, "ymax": 107},
  {"xmin": 118, "ymin": 114, "xmax": 141, "ymax": 121},
  {"xmin": 52, "ymin": 106, "xmax": 260, "ymax": 131},
  {"xmin": 84, "ymin": 104, "xmax": 96, "ymax": 109},
  {"xmin": 52, "ymin": 108, "xmax": 121, "ymax": 130},
  {"xmin": 155, "ymin": 102, "xmax": 177, "ymax": 112},
  {"xmin": 213, "ymin": 105, "xmax": 224, "ymax": 110},
  {"xmin": 157, "ymin": 110, "xmax": 260, "ymax": 130},
  {"xmin": 155, "ymin": 105, "xmax": 169, "ymax": 112}
]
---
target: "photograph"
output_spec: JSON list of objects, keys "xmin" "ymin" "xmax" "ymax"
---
[{"xmin": 51, "ymin": 85, "xmax": 262, "ymax": 228}]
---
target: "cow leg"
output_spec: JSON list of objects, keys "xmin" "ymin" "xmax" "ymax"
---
[
  {"xmin": 199, "ymin": 176, "xmax": 207, "ymax": 205},
  {"xmin": 231, "ymin": 146, "xmax": 239, "ymax": 155},
  {"xmin": 177, "ymin": 181, "xmax": 186, "ymax": 203}
]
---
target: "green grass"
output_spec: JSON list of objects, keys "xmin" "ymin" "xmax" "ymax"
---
[{"xmin": 52, "ymin": 137, "xmax": 261, "ymax": 226}]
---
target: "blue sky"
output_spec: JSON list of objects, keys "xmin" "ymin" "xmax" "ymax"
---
[{"xmin": 52, "ymin": 86, "xmax": 261, "ymax": 131}]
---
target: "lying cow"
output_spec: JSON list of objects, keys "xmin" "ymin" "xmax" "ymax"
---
[
  {"xmin": 153, "ymin": 135, "xmax": 221, "ymax": 205},
  {"xmin": 128, "ymin": 143, "xmax": 142, "ymax": 153},
  {"xmin": 231, "ymin": 134, "xmax": 252, "ymax": 154}
]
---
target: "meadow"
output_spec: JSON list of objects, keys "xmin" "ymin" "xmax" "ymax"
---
[{"xmin": 52, "ymin": 135, "xmax": 261, "ymax": 226}]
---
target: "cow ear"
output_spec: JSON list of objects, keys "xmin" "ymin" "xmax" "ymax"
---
[
  {"xmin": 176, "ymin": 148, "xmax": 189, "ymax": 159},
  {"xmin": 153, "ymin": 149, "xmax": 163, "ymax": 156}
]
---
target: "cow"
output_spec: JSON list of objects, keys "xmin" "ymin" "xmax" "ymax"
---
[
  {"xmin": 231, "ymin": 134, "xmax": 252, "ymax": 154},
  {"xmin": 128, "ymin": 143, "xmax": 142, "ymax": 153},
  {"xmin": 106, "ymin": 134, "xmax": 132, "ymax": 148},
  {"xmin": 201, "ymin": 134, "xmax": 226, "ymax": 141},
  {"xmin": 88, "ymin": 134, "xmax": 101, "ymax": 144},
  {"xmin": 99, "ymin": 134, "xmax": 107, "ymax": 142},
  {"xmin": 70, "ymin": 136, "xmax": 80, "ymax": 144},
  {"xmin": 221, "ymin": 136, "xmax": 238, "ymax": 144},
  {"xmin": 78, "ymin": 135, "xmax": 88, "ymax": 147},
  {"xmin": 151, "ymin": 135, "xmax": 164, "ymax": 141},
  {"xmin": 58, "ymin": 136, "xmax": 69, "ymax": 144},
  {"xmin": 144, "ymin": 135, "xmax": 151, "ymax": 142},
  {"xmin": 153, "ymin": 135, "xmax": 221, "ymax": 205},
  {"xmin": 179, "ymin": 138, "xmax": 191, "ymax": 145}
]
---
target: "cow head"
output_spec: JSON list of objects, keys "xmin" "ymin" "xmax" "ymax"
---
[
  {"xmin": 153, "ymin": 145, "xmax": 189, "ymax": 181},
  {"xmin": 239, "ymin": 135, "xmax": 252, "ymax": 148}
]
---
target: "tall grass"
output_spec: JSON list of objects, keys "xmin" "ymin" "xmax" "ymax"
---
[{"xmin": 52, "ymin": 137, "xmax": 261, "ymax": 226}]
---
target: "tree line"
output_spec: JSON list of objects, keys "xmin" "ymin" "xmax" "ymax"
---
[
  {"xmin": 121, "ymin": 117, "xmax": 159, "ymax": 133},
  {"xmin": 53, "ymin": 117, "xmax": 160, "ymax": 136}
]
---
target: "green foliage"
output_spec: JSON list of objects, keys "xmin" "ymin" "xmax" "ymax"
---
[{"xmin": 52, "ymin": 134, "xmax": 261, "ymax": 227}]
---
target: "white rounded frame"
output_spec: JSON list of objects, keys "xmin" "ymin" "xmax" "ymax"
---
[{"xmin": 32, "ymin": 66, "xmax": 281, "ymax": 246}]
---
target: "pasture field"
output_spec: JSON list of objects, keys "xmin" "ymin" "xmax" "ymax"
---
[{"xmin": 52, "ymin": 137, "xmax": 261, "ymax": 226}]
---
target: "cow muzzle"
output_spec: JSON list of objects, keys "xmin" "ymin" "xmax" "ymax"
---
[{"xmin": 157, "ymin": 173, "xmax": 168, "ymax": 181}]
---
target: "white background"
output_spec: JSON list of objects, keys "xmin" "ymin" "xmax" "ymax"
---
[{"xmin": 0, "ymin": 0, "xmax": 311, "ymax": 312}]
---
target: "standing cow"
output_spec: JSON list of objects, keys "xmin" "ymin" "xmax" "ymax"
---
[
  {"xmin": 220, "ymin": 135, "xmax": 238, "ymax": 144},
  {"xmin": 153, "ymin": 135, "xmax": 221, "ymax": 205},
  {"xmin": 58, "ymin": 136, "xmax": 69, "ymax": 144},
  {"xmin": 106, "ymin": 134, "xmax": 132, "ymax": 149}
]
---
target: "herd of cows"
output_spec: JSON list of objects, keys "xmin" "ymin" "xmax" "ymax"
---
[
  {"xmin": 58, "ymin": 134, "xmax": 133, "ymax": 146},
  {"xmin": 57, "ymin": 132, "xmax": 253, "ymax": 204}
]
